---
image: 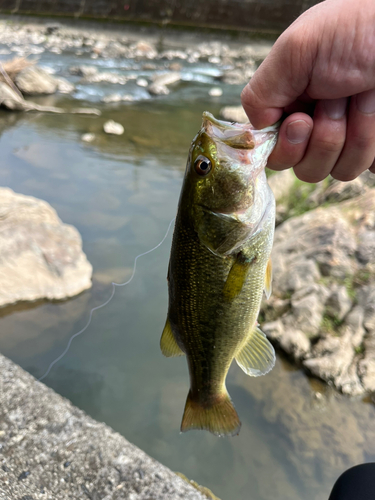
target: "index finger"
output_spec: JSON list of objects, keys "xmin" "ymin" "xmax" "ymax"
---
[{"xmin": 241, "ymin": 28, "xmax": 313, "ymax": 128}]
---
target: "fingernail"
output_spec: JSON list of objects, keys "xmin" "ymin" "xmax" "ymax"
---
[
  {"xmin": 357, "ymin": 89, "xmax": 375, "ymax": 114},
  {"xmin": 286, "ymin": 120, "xmax": 311, "ymax": 144},
  {"xmin": 323, "ymin": 98, "xmax": 347, "ymax": 119}
]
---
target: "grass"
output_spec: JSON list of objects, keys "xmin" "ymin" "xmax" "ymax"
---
[
  {"xmin": 354, "ymin": 345, "xmax": 365, "ymax": 355},
  {"xmin": 320, "ymin": 313, "xmax": 344, "ymax": 335}
]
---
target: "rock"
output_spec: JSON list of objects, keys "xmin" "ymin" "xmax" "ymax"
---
[
  {"xmin": 169, "ymin": 62, "xmax": 183, "ymax": 71},
  {"xmin": 291, "ymin": 288, "xmax": 326, "ymax": 338},
  {"xmin": 325, "ymin": 286, "xmax": 352, "ymax": 321},
  {"xmin": 357, "ymin": 285, "xmax": 375, "ymax": 332},
  {"xmin": 273, "ymin": 207, "xmax": 357, "ymax": 280},
  {"xmin": 152, "ymin": 72, "xmax": 181, "ymax": 87},
  {"xmin": 209, "ymin": 87, "xmax": 223, "ymax": 97},
  {"xmin": 44, "ymin": 22, "xmax": 60, "ymax": 35},
  {"xmin": 133, "ymin": 40, "xmax": 157, "ymax": 59},
  {"xmin": 81, "ymin": 133, "xmax": 95, "ymax": 142},
  {"xmin": 69, "ymin": 65, "xmax": 98, "ymax": 77},
  {"xmin": 148, "ymin": 83, "xmax": 169, "ymax": 96},
  {"xmin": 208, "ymin": 56, "xmax": 221, "ymax": 64},
  {"xmin": 160, "ymin": 50, "xmax": 187, "ymax": 61},
  {"xmin": 359, "ymin": 335, "xmax": 375, "ymax": 391},
  {"xmin": 268, "ymin": 169, "xmax": 296, "ymax": 203},
  {"xmin": 303, "ymin": 328, "xmax": 363, "ymax": 395},
  {"xmin": 277, "ymin": 259, "xmax": 321, "ymax": 295},
  {"xmin": 83, "ymin": 71, "xmax": 129, "ymax": 85},
  {"xmin": 101, "ymin": 93, "xmax": 122, "ymax": 103},
  {"xmin": 0, "ymin": 187, "xmax": 92, "ymax": 307},
  {"xmin": 356, "ymin": 230, "xmax": 375, "ymax": 264},
  {"xmin": 0, "ymin": 82, "xmax": 100, "ymax": 115},
  {"xmin": 14, "ymin": 66, "xmax": 59, "ymax": 95},
  {"xmin": 101, "ymin": 93, "xmax": 134, "ymax": 103},
  {"xmin": 103, "ymin": 120, "xmax": 124, "ymax": 135},
  {"xmin": 220, "ymin": 69, "xmax": 250, "ymax": 85},
  {"xmin": 136, "ymin": 78, "xmax": 148, "ymax": 87},
  {"xmin": 263, "ymin": 319, "xmax": 310, "ymax": 360},
  {"xmin": 0, "ymin": 81, "xmax": 29, "ymax": 110},
  {"xmin": 219, "ymin": 105, "xmax": 248, "ymax": 123},
  {"xmin": 322, "ymin": 178, "xmax": 365, "ymax": 203},
  {"xmin": 360, "ymin": 170, "xmax": 375, "ymax": 188},
  {"xmin": 55, "ymin": 77, "xmax": 75, "ymax": 94}
]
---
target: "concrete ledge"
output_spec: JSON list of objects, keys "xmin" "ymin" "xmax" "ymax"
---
[{"xmin": 0, "ymin": 354, "xmax": 209, "ymax": 500}]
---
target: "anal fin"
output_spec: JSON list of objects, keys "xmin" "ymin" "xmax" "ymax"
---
[
  {"xmin": 160, "ymin": 319, "xmax": 184, "ymax": 357},
  {"xmin": 235, "ymin": 325, "xmax": 275, "ymax": 376},
  {"xmin": 264, "ymin": 258, "xmax": 272, "ymax": 299}
]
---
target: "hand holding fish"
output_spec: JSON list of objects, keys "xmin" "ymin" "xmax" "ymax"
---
[{"xmin": 241, "ymin": 0, "xmax": 375, "ymax": 183}]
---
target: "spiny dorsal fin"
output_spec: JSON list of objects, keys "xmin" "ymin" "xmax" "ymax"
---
[
  {"xmin": 235, "ymin": 325, "xmax": 275, "ymax": 376},
  {"xmin": 264, "ymin": 258, "xmax": 272, "ymax": 299},
  {"xmin": 160, "ymin": 319, "xmax": 184, "ymax": 357}
]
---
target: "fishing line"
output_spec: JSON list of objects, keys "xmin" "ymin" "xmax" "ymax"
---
[{"xmin": 37, "ymin": 217, "xmax": 176, "ymax": 382}]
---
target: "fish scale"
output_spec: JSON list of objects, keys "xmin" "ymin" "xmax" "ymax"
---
[{"xmin": 160, "ymin": 112, "xmax": 278, "ymax": 436}]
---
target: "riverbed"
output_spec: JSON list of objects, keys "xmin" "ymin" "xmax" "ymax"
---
[{"xmin": 0, "ymin": 17, "xmax": 375, "ymax": 500}]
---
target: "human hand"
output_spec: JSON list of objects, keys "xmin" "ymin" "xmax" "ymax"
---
[{"xmin": 241, "ymin": 0, "xmax": 375, "ymax": 182}]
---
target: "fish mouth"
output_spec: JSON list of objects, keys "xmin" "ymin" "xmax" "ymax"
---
[{"xmin": 202, "ymin": 111, "xmax": 279, "ymax": 151}]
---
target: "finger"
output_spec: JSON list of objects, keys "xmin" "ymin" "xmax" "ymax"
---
[
  {"xmin": 293, "ymin": 98, "xmax": 347, "ymax": 183},
  {"xmin": 266, "ymin": 113, "xmax": 313, "ymax": 171},
  {"xmin": 331, "ymin": 89, "xmax": 375, "ymax": 181},
  {"xmin": 369, "ymin": 158, "xmax": 375, "ymax": 174},
  {"xmin": 241, "ymin": 28, "xmax": 314, "ymax": 128}
]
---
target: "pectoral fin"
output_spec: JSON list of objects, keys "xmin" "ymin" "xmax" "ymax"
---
[
  {"xmin": 235, "ymin": 326, "xmax": 275, "ymax": 376},
  {"xmin": 160, "ymin": 319, "xmax": 184, "ymax": 357},
  {"xmin": 223, "ymin": 256, "xmax": 253, "ymax": 301},
  {"xmin": 264, "ymin": 258, "xmax": 272, "ymax": 299}
]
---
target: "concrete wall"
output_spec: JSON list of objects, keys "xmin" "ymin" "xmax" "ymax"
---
[
  {"xmin": 0, "ymin": 0, "xmax": 322, "ymax": 33},
  {"xmin": 0, "ymin": 353, "xmax": 212, "ymax": 500}
]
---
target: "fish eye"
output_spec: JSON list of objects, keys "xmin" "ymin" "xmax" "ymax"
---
[{"xmin": 194, "ymin": 156, "xmax": 212, "ymax": 176}]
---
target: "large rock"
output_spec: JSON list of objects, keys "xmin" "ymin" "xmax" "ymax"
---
[
  {"xmin": 0, "ymin": 187, "xmax": 92, "ymax": 307},
  {"xmin": 14, "ymin": 66, "xmax": 59, "ymax": 95}
]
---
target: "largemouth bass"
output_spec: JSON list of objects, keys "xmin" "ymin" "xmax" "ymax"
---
[{"xmin": 161, "ymin": 111, "xmax": 278, "ymax": 437}]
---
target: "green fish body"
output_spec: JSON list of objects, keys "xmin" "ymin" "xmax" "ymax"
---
[{"xmin": 161, "ymin": 112, "xmax": 278, "ymax": 436}]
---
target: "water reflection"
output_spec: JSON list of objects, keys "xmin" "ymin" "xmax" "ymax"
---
[{"xmin": 0, "ymin": 94, "xmax": 375, "ymax": 500}]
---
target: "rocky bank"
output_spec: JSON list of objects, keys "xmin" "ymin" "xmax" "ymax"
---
[{"xmin": 262, "ymin": 169, "xmax": 375, "ymax": 396}]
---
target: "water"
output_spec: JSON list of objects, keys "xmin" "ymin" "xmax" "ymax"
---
[{"xmin": 1, "ymin": 33, "xmax": 375, "ymax": 500}]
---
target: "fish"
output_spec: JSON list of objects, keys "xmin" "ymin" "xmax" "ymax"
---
[{"xmin": 160, "ymin": 111, "xmax": 278, "ymax": 437}]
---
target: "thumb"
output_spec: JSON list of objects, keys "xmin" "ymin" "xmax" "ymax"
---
[{"xmin": 241, "ymin": 30, "xmax": 312, "ymax": 129}]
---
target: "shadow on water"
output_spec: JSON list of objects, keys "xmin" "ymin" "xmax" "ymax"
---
[{"xmin": 0, "ymin": 298, "xmax": 48, "ymax": 319}]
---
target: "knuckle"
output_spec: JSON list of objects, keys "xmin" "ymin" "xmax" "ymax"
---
[
  {"xmin": 313, "ymin": 137, "xmax": 344, "ymax": 155},
  {"xmin": 348, "ymin": 134, "xmax": 374, "ymax": 152}
]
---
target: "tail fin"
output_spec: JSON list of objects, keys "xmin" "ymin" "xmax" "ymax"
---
[{"xmin": 180, "ymin": 390, "xmax": 241, "ymax": 437}]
